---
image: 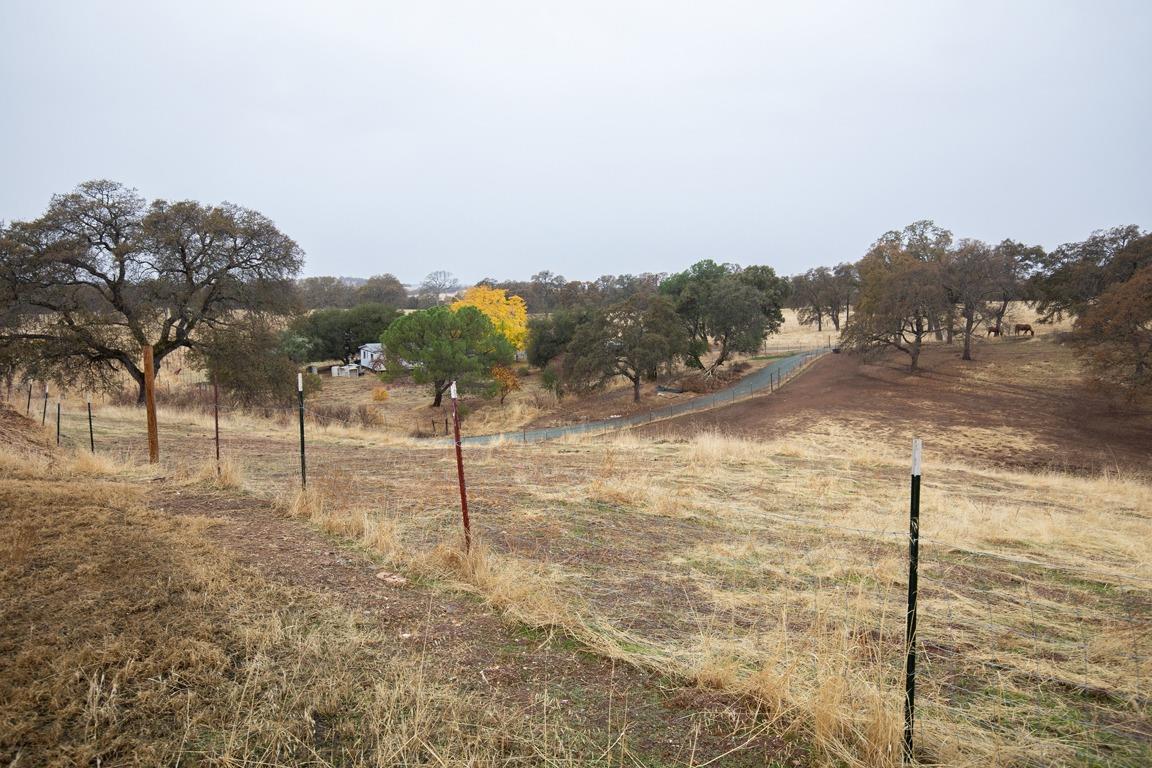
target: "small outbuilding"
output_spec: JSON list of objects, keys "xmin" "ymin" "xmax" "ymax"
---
[{"xmin": 358, "ymin": 343, "xmax": 386, "ymax": 371}]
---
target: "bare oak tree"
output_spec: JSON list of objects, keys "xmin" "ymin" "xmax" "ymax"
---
[
  {"xmin": 946, "ymin": 239, "xmax": 1018, "ymax": 360},
  {"xmin": 843, "ymin": 222, "xmax": 951, "ymax": 371}
]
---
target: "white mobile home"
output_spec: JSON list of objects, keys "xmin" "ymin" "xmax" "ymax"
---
[{"xmin": 358, "ymin": 343, "xmax": 386, "ymax": 371}]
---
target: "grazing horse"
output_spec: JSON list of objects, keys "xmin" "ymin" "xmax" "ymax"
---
[
  {"xmin": 986, "ymin": 325, "xmax": 1001, "ymax": 337},
  {"xmin": 1013, "ymin": 323, "xmax": 1034, "ymax": 336}
]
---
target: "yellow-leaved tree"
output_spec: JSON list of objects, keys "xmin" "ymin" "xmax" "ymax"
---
[{"xmin": 452, "ymin": 286, "xmax": 529, "ymax": 350}]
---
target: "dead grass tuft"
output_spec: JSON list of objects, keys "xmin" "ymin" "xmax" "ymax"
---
[
  {"xmin": 361, "ymin": 510, "xmax": 402, "ymax": 561},
  {"xmin": 69, "ymin": 449, "xmax": 133, "ymax": 478},
  {"xmin": 184, "ymin": 455, "xmax": 246, "ymax": 489},
  {"xmin": 286, "ymin": 471, "xmax": 369, "ymax": 539},
  {"xmin": 685, "ymin": 430, "xmax": 765, "ymax": 467},
  {"xmin": 420, "ymin": 540, "xmax": 575, "ymax": 629}
]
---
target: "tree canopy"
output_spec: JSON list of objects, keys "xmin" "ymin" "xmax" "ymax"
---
[
  {"xmin": 525, "ymin": 308, "xmax": 593, "ymax": 369},
  {"xmin": 451, "ymin": 285, "xmax": 528, "ymax": 350},
  {"xmin": 417, "ymin": 271, "xmax": 461, "ymax": 306},
  {"xmin": 1072, "ymin": 263, "xmax": 1152, "ymax": 401},
  {"xmin": 192, "ymin": 315, "xmax": 318, "ymax": 407},
  {"xmin": 842, "ymin": 221, "xmax": 951, "ymax": 370},
  {"xmin": 563, "ymin": 295, "xmax": 687, "ymax": 402},
  {"xmin": 659, "ymin": 260, "xmax": 788, "ymax": 372},
  {"xmin": 0, "ymin": 180, "xmax": 303, "ymax": 400},
  {"xmin": 356, "ymin": 273, "xmax": 409, "ymax": 307},
  {"xmin": 380, "ymin": 305, "xmax": 514, "ymax": 406},
  {"xmin": 1026, "ymin": 226, "xmax": 1149, "ymax": 322},
  {"xmin": 289, "ymin": 303, "xmax": 400, "ymax": 364}
]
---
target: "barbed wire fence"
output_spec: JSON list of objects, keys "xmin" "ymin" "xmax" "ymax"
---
[{"xmin": 8, "ymin": 345, "xmax": 1151, "ymax": 766}]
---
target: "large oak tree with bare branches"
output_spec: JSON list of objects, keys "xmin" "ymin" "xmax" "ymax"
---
[
  {"xmin": 0, "ymin": 180, "xmax": 303, "ymax": 402},
  {"xmin": 842, "ymin": 220, "xmax": 952, "ymax": 371}
]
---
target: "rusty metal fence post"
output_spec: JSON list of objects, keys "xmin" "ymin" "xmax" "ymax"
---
[
  {"xmin": 297, "ymin": 373, "xmax": 307, "ymax": 488},
  {"xmin": 450, "ymin": 381, "xmax": 471, "ymax": 551}
]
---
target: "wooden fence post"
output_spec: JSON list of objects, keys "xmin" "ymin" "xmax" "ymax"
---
[{"xmin": 143, "ymin": 345, "xmax": 159, "ymax": 463}]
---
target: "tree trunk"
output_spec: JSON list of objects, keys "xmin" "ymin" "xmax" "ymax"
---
[
  {"xmin": 945, "ymin": 306, "xmax": 955, "ymax": 344},
  {"xmin": 816, "ymin": 311, "xmax": 823, "ymax": 332},
  {"xmin": 910, "ymin": 318, "xmax": 925, "ymax": 371},
  {"xmin": 962, "ymin": 315, "xmax": 975, "ymax": 361},
  {"xmin": 129, "ymin": 366, "xmax": 147, "ymax": 404},
  {"xmin": 432, "ymin": 379, "xmax": 447, "ymax": 407},
  {"xmin": 993, "ymin": 298, "xmax": 1009, "ymax": 328},
  {"xmin": 707, "ymin": 339, "xmax": 730, "ymax": 373},
  {"xmin": 632, "ymin": 376, "xmax": 641, "ymax": 402}
]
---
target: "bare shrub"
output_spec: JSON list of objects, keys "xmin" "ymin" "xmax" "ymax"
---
[
  {"xmin": 677, "ymin": 372, "xmax": 724, "ymax": 394},
  {"xmin": 308, "ymin": 404, "xmax": 354, "ymax": 427},
  {"xmin": 355, "ymin": 405, "xmax": 382, "ymax": 428}
]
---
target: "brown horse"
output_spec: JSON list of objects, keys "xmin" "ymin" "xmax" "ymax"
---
[
  {"xmin": 1013, "ymin": 323, "xmax": 1034, "ymax": 336},
  {"xmin": 986, "ymin": 325, "xmax": 1001, "ymax": 337}
]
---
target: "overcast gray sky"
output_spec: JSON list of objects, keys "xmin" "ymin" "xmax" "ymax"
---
[{"xmin": 1, "ymin": 1, "xmax": 1149, "ymax": 285}]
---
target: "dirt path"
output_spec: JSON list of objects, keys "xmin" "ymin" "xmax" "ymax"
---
[
  {"xmin": 152, "ymin": 485, "xmax": 802, "ymax": 767},
  {"xmin": 636, "ymin": 337, "xmax": 1152, "ymax": 475},
  {"xmin": 465, "ymin": 350, "xmax": 821, "ymax": 445}
]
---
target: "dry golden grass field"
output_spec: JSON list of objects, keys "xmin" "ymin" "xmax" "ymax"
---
[{"xmin": 3, "ymin": 312, "xmax": 1149, "ymax": 767}]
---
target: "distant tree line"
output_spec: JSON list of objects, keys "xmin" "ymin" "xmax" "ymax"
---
[
  {"xmin": 295, "ymin": 269, "xmax": 678, "ymax": 315},
  {"xmin": 295, "ymin": 270, "xmax": 461, "ymax": 310},
  {"xmin": 319, "ymin": 260, "xmax": 791, "ymax": 408},
  {"xmin": 4, "ymin": 180, "xmax": 1145, "ymax": 410}
]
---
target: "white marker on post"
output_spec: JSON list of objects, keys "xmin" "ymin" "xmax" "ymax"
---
[
  {"xmin": 911, "ymin": 438, "xmax": 922, "ymax": 477},
  {"xmin": 450, "ymin": 381, "xmax": 458, "ymax": 400},
  {"xmin": 297, "ymin": 372, "xmax": 303, "ymax": 392}
]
